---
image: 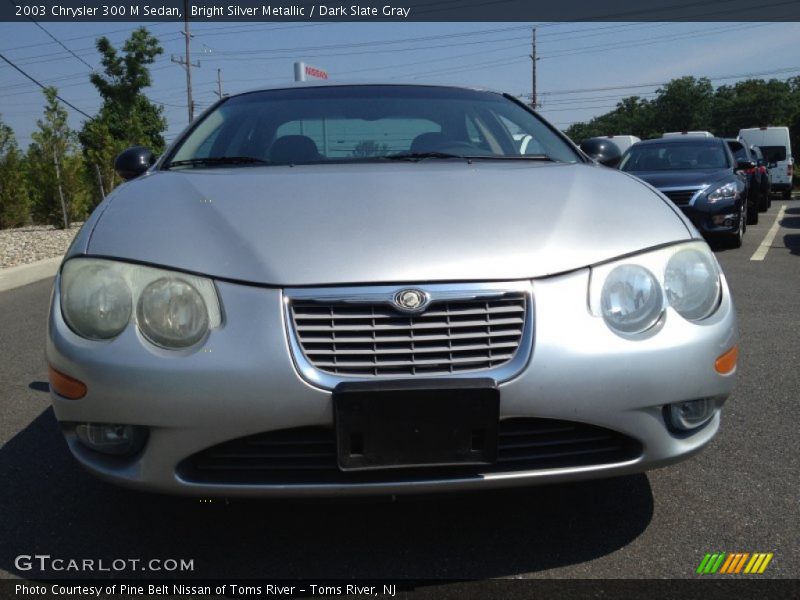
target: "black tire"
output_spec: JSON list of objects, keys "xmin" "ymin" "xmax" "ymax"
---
[
  {"xmin": 783, "ymin": 189, "xmax": 792, "ymax": 200},
  {"xmin": 746, "ymin": 197, "xmax": 759, "ymax": 225},
  {"xmin": 758, "ymin": 188, "xmax": 769, "ymax": 212},
  {"xmin": 724, "ymin": 211, "xmax": 745, "ymax": 248}
]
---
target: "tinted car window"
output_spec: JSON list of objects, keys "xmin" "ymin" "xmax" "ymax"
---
[
  {"xmin": 760, "ymin": 146, "xmax": 787, "ymax": 162},
  {"xmin": 620, "ymin": 142, "xmax": 730, "ymax": 171},
  {"xmin": 727, "ymin": 142, "xmax": 748, "ymax": 162},
  {"xmin": 167, "ymin": 86, "xmax": 581, "ymax": 166}
]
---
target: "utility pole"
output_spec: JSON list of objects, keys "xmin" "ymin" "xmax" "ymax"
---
[
  {"xmin": 52, "ymin": 147, "xmax": 69, "ymax": 229},
  {"xmin": 214, "ymin": 68, "xmax": 223, "ymax": 99},
  {"xmin": 94, "ymin": 163, "xmax": 106, "ymax": 200},
  {"xmin": 171, "ymin": 0, "xmax": 200, "ymax": 122},
  {"xmin": 530, "ymin": 27, "xmax": 538, "ymax": 109}
]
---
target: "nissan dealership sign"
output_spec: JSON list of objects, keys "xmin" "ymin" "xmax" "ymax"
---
[{"xmin": 294, "ymin": 62, "xmax": 329, "ymax": 82}]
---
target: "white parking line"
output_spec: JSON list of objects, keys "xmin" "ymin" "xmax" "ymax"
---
[{"xmin": 750, "ymin": 204, "xmax": 787, "ymax": 261}]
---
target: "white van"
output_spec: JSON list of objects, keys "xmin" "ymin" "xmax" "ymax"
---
[
  {"xmin": 662, "ymin": 131, "xmax": 714, "ymax": 138},
  {"xmin": 586, "ymin": 135, "xmax": 641, "ymax": 153},
  {"xmin": 738, "ymin": 127, "xmax": 793, "ymax": 199}
]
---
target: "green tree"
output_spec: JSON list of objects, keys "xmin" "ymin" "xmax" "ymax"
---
[
  {"xmin": 79, "ymin": 27, "xmax": 166, "ymax": 205},
  {"xmin": 711, "ymin": 79, "xmax": 797, "ymax": 137},
  {"xmin": 565, "ymin": 74, "xmax": 800, "ymax": 176},
  {"xmin": 26, "ymin": 87, "xmax": 88, "ymax": 228},
  {"xmin": 565, "ymin": 96, "xmax": 655, "ymax": 143},
  {"xmin": 650, "ymin": 76, "xmax": 714, "ymax": 134},
  {"xmin": 0, "ymin": 117, "xmax": 29, "ymax": 229}
]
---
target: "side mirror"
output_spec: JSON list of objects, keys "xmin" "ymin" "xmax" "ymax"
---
[
  {"xmin": 579, "ymin": 139, "xmax": 622, "ymax": 168},
  {"xmin": 114, "ymin": 146, "xmax": 155, "ymax": 181},
  {"xmin": 736, "ymin": 160, "xmax": 755, "ymax": 171}
]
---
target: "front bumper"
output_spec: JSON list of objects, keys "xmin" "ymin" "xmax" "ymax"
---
[
  {"xmin": 679, "ymin": 202, "xmax": 743, "ymax": 236},
  {"xmin": 47, "ymin": 267, "xmax": 737, "ymax": 497}
]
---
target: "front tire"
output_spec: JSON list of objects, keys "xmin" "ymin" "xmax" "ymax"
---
[{"xmin": 725, "ymin": 211, "xmax": 745, "ymax": 248}]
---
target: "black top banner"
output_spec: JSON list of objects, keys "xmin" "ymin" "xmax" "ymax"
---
[{"xmin": 2, "ymin": 0, "xmax": 800, "ymax": 22}]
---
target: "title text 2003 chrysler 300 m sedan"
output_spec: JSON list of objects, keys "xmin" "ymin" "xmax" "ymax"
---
[{"xmin": 46, "ymin": 84, "xmax": 738, "ymax": 496}]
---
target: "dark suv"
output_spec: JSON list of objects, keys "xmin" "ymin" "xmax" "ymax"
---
[
  {"xmin": 726, "ymin": 138, "xmax": 767, "ymax": 216},
  {"xmin": 619, "ymin": 136, "xmax": 751, "ymax": 247},
  {"xmin": 750, "ymin": 145, "xmax": 772, "ymax": 210}
]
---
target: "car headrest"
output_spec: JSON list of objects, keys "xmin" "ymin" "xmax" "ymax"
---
[
  {"xmin": 409, "ymin": 132, "xmax": 450, "ymax": 153},
  {"xmin": 269, "ymin": 135, "xmax": 321, "ymax": 164}
]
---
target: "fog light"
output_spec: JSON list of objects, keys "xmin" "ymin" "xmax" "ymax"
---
[
  {"xmin": 75, "ymin": 423, "xmax": 147, "ymax": 456},
  {"xmin": 667, "ymin": 398, "xmax": 716, "ymax": 432},
  {"xmin": 712, "ymin": 214, "xmax": 736, "ymax": 226}
]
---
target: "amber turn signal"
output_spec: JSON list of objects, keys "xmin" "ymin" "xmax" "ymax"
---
[
  {"xmin": 715, "ymin": 345, "xmax": 738, "ymax": 375},
  {"xmin": 48, "ymin": 365, "xmax": 87, "ymax": 399}
]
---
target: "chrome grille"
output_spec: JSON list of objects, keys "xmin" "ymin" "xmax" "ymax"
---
[
  {"xmin": 662, "ymin": 189, "xmax": 697, "ymax": 206},
  {"xmin": 286, "ymin": 284, "xmax": 530, "ymax": 381}
]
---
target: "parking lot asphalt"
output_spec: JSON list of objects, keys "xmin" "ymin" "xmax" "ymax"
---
[{"xmin": 0, "ymin": 196, "xmax": 797, "ymax": 582}]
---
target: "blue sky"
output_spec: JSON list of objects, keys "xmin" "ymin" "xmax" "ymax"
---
[{"xmin": 1, "ymin": 21, "xmax": 799, "ymax": 147}]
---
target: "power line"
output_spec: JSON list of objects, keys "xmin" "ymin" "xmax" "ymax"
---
[
  {"xmin": 539, "ymin": 22, "xmax": 771, "ymax": 60},
  {"xmin": 0, "ymin": 22, "xmax": 176, "ymax": 53},
  {"xmin": 535, "ymin": 66, "xmax": 800, "ymax": 98},
  {"xmin": 0, "ymin": 52, "xmax": 92, "ymax": 119},
  {"xmin": 5, "ymin": 0, "xmax": 96, "ymax": 72},
  {"xmin": 29, "ymin": 24, "xmax": 95, "ymax": 71}
]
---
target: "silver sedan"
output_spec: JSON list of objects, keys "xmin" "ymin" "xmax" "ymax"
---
[{"xmin": 46, "ymin": 84, "xmax": 738, "ymax": 496}]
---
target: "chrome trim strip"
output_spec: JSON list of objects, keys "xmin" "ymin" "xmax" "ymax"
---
[
  {"xmin": 283, "ymin": 281, "xmax": 535, "ymax": 390},
  {"xmin": 657, "ymin": 185, "xmax": 709, "ymax": 207}
]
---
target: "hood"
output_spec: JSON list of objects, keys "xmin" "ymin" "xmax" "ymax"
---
[
  {"xmin": 625, "ymin": 168, "xmax": 731, "ymax": 190},
  {"xmin": 82, "ymin": 161, "xmax": 691, "ymax": 286}
]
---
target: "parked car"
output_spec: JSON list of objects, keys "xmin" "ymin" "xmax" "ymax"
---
[
  {"xmin": 619, "ymin": 136, "xmax": 752, "ymax": 247},
  {"xmin": 579, "ymin": 137, "xmax": 623, "ymax": 167},
  {"xmin": 738, "ymin": 126, "xmax": 793, "ymax": 199},
  {"xmin": 46, "ymin": 83, "xmax": 738, "ymax": 497},
  {"xmin": 583, "ymin": 135, "xmax": 641, "ymax": 154},
  {"xmin": 725, "ymin": 138, "xmax": 768, "ymax": 214},
  {"xmin": 749, "ymin": 145, "xmax": 772, "ymax": 209}
]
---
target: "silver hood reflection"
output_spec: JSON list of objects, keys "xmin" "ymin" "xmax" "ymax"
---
[{"xmin": 76, "ymin": 161, "xmax": 693, "ymax": 285}]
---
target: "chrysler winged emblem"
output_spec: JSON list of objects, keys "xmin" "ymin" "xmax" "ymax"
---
[{"xmin": 393, "ymin": 289, "xmax": 429, "ymax": 313}]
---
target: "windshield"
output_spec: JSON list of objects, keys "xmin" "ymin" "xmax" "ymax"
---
[
  {"xmin": 620, "ymin": 141, "xmax": 730, "ymax": 171},
  {"xmin": 165, "ymin": 85, "xmax": 581, "ymax": 168}
]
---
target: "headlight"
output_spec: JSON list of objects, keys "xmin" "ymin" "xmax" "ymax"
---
[
  {"xmin": 60, "ymin": 258, "xmax": 221, "ymax": 348},
  {"xmin": 137, "ymin": 278, "xmax": 209, "ymax": 348},
  {"xmin": 664, "ymin": 248, "xmax": 721, "ymax": 321},
  {"xmin": 589, "ymin": 241, "xmax": 722, "ymax": 336},
  {"xmin": 706, "ymin": 182, "xmax": 738, "ymax": 203},
  {"xmin": 61, "ymin": 262, "xmax": 132, "ymax": 339},
  {"xmin": 600, "ymin": 265, "xmax": 663, "ymax": 334}
]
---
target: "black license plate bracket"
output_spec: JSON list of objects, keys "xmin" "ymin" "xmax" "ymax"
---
[{"xmin": 333, "ymin": 378, "xmax": 499, "ymax": 471}]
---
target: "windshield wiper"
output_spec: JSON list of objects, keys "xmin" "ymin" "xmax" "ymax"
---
[
  {"xmin": 166, "ymin": 156, "xmax": 270, "ymax": 169},
  {"xmin": 383, "ymin": 152, "xmax": 556, "ymax": 162},
  {"xmin": 464, "ymin": 154, "xmax": 555, "ymax": 161},
  {"xmin": 383, "ymin": 151, "xmax": 466, "ymax": 161}
]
